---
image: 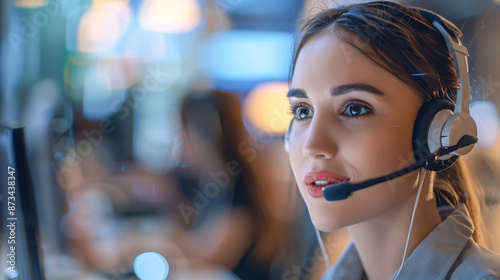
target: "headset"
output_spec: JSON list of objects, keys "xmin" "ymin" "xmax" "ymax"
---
[{"xmin": 283, "ymin": 6, "xmax": 478, "ymax": 201}]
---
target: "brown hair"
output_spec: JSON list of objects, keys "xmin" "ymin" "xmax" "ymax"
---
[
  {"xmin": 180, "ymin": 90, "xmax": 288, "ymax": 268},
  {"xmin": 180, "ymin": 90, "xmax": 261, "ymax": 217},
  {"xmin": 289, "ymin": 1, "xmax": 486, "ymax": 246}
]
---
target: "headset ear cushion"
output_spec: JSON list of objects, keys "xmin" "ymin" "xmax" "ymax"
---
[{"xmin": 412, "ymin": 99, "xmax": 458, "ymax": 171}]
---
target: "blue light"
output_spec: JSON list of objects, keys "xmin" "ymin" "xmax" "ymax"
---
[
  {"xmin": 470, "ymin": 100, "xmax": 500, "ymax": 148},
  {"xmin": 82, "ymin": 65, "xmax": 127, "ymax": 121},
  {"xmin": 199, "ymin": 30, "xmax": 294, "ymax": 83},
  {"xmin": 66, "ymin": 6, "xmax": 86, "ymax": 52},
  {"xmin": 134, "ymin": 252, "xmax": 169, "ymax": 280},
  {"xmin": 4, "ymin": 266, "xmax": 18, "ymax": 279}
]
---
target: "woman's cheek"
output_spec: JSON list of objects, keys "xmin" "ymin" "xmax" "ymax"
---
[
  {"xmin": 341, "ymin": 126, "xmax": 414, "ymax": 179},
  {"xmin": 289, "ymin": 141, "xmax": 303, "ymax": 178}
]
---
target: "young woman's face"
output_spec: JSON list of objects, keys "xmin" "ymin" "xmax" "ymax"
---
[{"xmin": 288, "ymin": 30, "xmax": 425, "ymax": 231}]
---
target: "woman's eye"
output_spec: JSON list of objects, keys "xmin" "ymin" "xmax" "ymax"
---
[
  {"xmin": 289, "ymin": 104, "xmax": 313, "ymax": 120},
  {"xmin": 342, "ymin": 102, "xmax": 372, "ymax": 118},
  {"xmin": 297, "ymin": 108, "xmax": 311, "ymax": 119}
]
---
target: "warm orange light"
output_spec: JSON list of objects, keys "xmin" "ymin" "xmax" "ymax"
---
[
  {"xmin": 243, "ymin": 82, "xmax": 292, "ymax": 134},
  {"xmin": 78, "ymin": 2, "xmax": 132, "ymax": 52},
  {"xmin": 14, "ymin": 0, "xmax": 48, "ymax": 8},
  {"xmin": 139, "ymin": 0, "xmax": 201, "ymax": 33}
]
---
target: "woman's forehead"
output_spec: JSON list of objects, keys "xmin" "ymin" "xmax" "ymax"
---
[{"xmin": 290, "ymin": 31, "xmax": 417, "ymax": 100}]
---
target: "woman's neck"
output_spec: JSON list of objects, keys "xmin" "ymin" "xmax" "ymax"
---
[{"xmin": 347, "ymin": 173, "xmax": 442, "ymax": 280}]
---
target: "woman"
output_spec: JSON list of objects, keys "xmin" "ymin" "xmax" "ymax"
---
[
  {"xmin": 169, "ymin": 90, "xmax": 282, "ymax": 279},
  {"xmin": 285, "ymin": 1, "xmax": 500, "ymax": 279}
]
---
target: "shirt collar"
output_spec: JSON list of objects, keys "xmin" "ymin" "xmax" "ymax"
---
[{"xmin": 322, "ymin": 203, "xmax": 474, "ymax": 280}]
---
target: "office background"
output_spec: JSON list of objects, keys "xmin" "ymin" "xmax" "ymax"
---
[{"xmin": 1, "ymin": 0, "xmax": 500, "ymax": 279}]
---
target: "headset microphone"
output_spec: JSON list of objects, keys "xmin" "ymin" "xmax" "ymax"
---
[{"xmin": 322, "ymin": 135, "xmax": 477, "ymax": 201}]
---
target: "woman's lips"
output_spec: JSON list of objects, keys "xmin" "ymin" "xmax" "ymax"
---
[
  {"xmin": 304, "ymin": 171, "xmax": 350, "ymax": 198},
  {"xmin": 307, "ymin": 184, "xmax": 330, "ymax": 198}
]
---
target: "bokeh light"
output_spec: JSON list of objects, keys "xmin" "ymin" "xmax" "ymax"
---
[
  {"xmin": 139, "ymin": 0, "xmax": 201, "ymax": 33},
  {"xmin": 14, "ymin": 0, "xmax": 47, "ymax": 8},
  {"xmin": 134, "ymin": 252, "xmax": 169, "ymax": 280},
  {"xmin": 199, "ymin": 31, "xmax": 294, "ymax": 91},
  {"xmin": 82, "ymin": 64, "xmax": 127, "ymax": 121},
  {"xmin": 78, "ymin": 1, "xmax": 132, "ymax": 53},
  {"xmin": 243, "ymin": 82, "xmax": 291, "ymax": 133},
  {"xmin": 471, "ymin": 100, "xmax": 500, "ymax": 148}
]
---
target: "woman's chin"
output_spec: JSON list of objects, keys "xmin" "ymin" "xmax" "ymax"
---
[{"xmin": 309, "ymin": 213, "xmax": 349, "ymax": 232}]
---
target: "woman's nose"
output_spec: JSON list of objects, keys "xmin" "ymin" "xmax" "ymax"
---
[{"xmin": 301, "ymin": 120, "xmax": 338, "ymax": 160}]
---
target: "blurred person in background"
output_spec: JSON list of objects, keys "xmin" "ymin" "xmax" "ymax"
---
[
  {"xmin": 163, "ymin": 89, "xmax": 285, "ymax": 279},
  {"xmin": 58, "ymin": 89, "xmax": 311, "ymax": 279}
]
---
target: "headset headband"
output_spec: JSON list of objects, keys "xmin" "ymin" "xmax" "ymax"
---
[
  {"xmin": 284, "ymin": 5, "xmax": 477, "ymax": 157},
  {"xmin": 415, "ymin": 8, "xmax": 476, "ymax": 155}
]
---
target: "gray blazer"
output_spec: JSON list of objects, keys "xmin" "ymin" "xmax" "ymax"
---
[{"xmin": 321, "ymin": 203, "xmax": 500, "ymax": 280}]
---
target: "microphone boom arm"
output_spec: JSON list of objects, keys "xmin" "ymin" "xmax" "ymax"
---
[{"xmin": 322, "ymin": 135, "xmax": 477, "ymax": 201}]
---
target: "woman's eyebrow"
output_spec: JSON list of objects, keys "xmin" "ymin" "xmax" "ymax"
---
[
  {"xmin": 287, "ymin": 83, "xmax": 385, "ymax": 99},
  {"xmin": 287, "ymin": 88, "xmax": 309, "ymax": 99},
  {"xmin": 330, "ymin": 83, "xmax": 385, "ymax": 96}
]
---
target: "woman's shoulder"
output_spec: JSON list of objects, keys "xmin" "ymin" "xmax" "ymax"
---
[{"xmin": 450, "ymin": 239, "xmax": 500, "ymax": 280}]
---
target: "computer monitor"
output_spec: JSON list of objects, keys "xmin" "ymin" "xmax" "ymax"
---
[{"xmin": 1, "ymin": 125, "xmax": 45, "ymax": 280}]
